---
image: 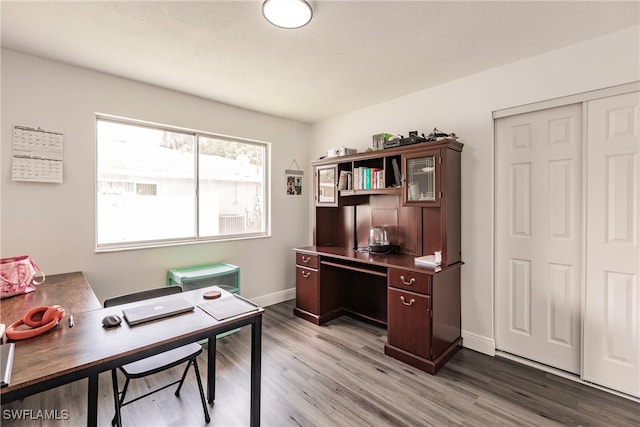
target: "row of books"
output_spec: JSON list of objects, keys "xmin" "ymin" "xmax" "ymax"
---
[{"xmin": 338, "ymin": 168, "xmax": 386, "ymax": 191}]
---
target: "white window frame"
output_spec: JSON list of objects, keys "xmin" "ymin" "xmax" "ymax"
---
[{"xmin": 95, "ymin": 114, "xmax": 271, "ymax": 252}]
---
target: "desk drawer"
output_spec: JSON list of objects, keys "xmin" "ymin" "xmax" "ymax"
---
[
  {"xmin": 296, "ymin": 252, "xmax": 319, "ymax": 269},
  {"xmin": 388, "ymin": 268, "xmax": 431, "ymax": 294},
  {"xmin": 296, "ymin": 266, "xmax": 318, "ymax": 314}
]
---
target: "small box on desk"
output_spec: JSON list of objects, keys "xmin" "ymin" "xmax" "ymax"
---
[{"xmin": 167, "ymin": 263, "xmax": 240, "ymax": 338}]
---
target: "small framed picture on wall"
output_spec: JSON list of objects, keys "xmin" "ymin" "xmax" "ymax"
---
[{"xmin": 286, "ymin": 171, "xmax": 303, "ymax": 196}]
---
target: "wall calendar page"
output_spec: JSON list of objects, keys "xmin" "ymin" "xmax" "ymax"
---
[{"xmin": 12, "ymin": 125, "xmax": 64, "ymax": 183}]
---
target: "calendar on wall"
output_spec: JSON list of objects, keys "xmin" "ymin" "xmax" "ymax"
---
[{"xmin": 12, "ymin": 125, "xmax": 64, "ymax": 183}]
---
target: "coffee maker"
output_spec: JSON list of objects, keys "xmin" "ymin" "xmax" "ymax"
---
[{"xmin": 368, "ymin": 226, "xmax": 391, "ymax": 254}]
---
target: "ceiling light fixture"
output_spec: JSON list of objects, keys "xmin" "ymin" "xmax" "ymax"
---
[{"xmin": 262, "ymin": 0, "xmax": 313, "ymax": 29}]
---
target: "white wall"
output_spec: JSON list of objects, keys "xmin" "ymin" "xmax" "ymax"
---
[
  {"xmin": 3, "ymin": 25, "xmax": 638, "ymax": 353},
  {"xmin": 1, "ymin": 49, "xmax": 311, "ymax": 305},
  {"xmin": 309, "ymin": 26, "xmax": 640, "ymax": 354}
]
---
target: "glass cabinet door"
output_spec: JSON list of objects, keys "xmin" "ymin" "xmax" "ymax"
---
[
  {"xmin": 403, "ymin": 150, "xmax": 440, "ymax": 206},
  {"xmin": 316, "ymin": 165, "xmax": 338, "ymax": 206}
]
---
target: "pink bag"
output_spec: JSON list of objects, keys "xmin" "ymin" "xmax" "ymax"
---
[{"xmin": 0, "ymin": 255, "xmax": 46, "ymax": 299}]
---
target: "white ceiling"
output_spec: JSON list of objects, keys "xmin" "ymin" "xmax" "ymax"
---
[{"xmin": 2, "ymin": 1, "xmax": 638, "ymax": 124}]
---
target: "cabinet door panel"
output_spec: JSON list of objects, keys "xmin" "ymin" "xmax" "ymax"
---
[
  {"xmin": 316, "ymin": 165, "xmax": 338, "ymax": 206},
  {"xmin": 296, "ymin": 267, "xmax": 318, "ymax": 314},
  {"xmin": 387, "ymin": 288, "xmax": 431, "ymax": 358},
  {"xmin": 402, "ymin": 149, "xmax": 441, "ymax": 206}
]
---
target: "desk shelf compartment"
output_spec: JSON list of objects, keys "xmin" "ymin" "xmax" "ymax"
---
[
  {"xmin": 340, "ymin": 267, "xmax": 387, "ymax": 327},
  {"xmin": 167, "ymin": 262, "xmax": 240, "ymax": 338}
]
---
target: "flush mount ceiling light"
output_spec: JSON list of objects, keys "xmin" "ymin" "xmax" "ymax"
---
[{"xmin": 262, "ymin": 0, "xmax": 313, "ymax": 29}]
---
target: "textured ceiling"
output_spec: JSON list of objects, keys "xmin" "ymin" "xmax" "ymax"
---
[{"xmin": 2, "ymin": 1, "xmax": 639, "ymax": 123}]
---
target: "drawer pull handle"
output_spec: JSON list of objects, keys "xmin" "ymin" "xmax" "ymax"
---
[
  {"xmin": 400, "ymin": 296, "xmax": 416, "ymax": 306},
  {"xmin": 301, "ymin": 256, "xmax": 311, "ymax": 263},
  {"xmin": 400, "ymin": 276, "xmax": 416, "ymax": 286},
  {"xmin": 301, "ymin": 271, "xmax": 311, "ymax": 278}
]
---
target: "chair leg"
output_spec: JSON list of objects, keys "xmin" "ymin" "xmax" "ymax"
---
[
  {"xmin": 112, "ymin": 374, "xmax": 130, "ymax": 426},
  {"xmin": 192, "ymin": 357, "xmax": 211, "ymax": 423},
  {"xmin": 110, "ymin": 369, "xmax": 123, "ymax": 427},
  {"xmin": 174, "ymin": 359, "xmax": 193, "ymax": 397}
]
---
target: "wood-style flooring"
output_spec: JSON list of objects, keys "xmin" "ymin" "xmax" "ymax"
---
[{"xmin": 2, "ymin": 299, "xmax": 639, "ymax": 426}]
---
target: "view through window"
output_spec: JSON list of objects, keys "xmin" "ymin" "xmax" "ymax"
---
[{"xmin": 96, "ymin": 117, "xmax": 268, "ymax": 249}]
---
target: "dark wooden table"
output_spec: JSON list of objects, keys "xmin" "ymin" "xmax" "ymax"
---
[
  {"xmin": 0, "ymin": 271, "xmax": 102, "ymax": 325},
  {"xmin": 0, "ymin": 272, "xmax": 263, "ymax": 427}
]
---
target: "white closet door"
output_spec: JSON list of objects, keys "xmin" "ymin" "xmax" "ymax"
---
[
  {"xmin": 583, "ymin": 91, "xmax": 640, "ymax": 397},
  {"xmin": 495, "ymin": 104, "xmax": 583, "ymax": 373}
]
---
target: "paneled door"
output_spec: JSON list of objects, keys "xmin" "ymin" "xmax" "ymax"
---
[
  {"xmin": 583, "ymin": 92, "xmax": 640, "ymax": 397},
  {"xmin": 495, "ymin": 104, "xmax": 583, "ymax": 373}
]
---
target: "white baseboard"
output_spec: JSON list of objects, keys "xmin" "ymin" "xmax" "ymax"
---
[
  {"xmin": 252, "ymin": 287, "xmax": 296, "ymax": 307},
  {"xmin": 496, "ymin": 351, "xmax": 640, "ymax": 403},
  {"xmin": 461, "ymin": 330, "xmax": 495, "ymax": 356}
]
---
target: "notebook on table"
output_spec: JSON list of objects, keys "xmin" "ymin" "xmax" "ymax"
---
[
  {"xmin": 123, "ymin": 297, "xmax": 194, "ymax": 326},
  {"xmin": 198, "ymin": 294, "xmax": 259, "ymax": 321}
]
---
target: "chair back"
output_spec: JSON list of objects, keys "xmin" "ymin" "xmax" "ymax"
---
[{"xmin": 104, "ymin": 286, "xmax": 182, "ymax": 308}]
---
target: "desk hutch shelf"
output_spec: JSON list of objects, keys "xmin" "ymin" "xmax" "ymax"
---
[{"xmin": 295, "ymin": 139, "xmax": 463, "ymax": 375}]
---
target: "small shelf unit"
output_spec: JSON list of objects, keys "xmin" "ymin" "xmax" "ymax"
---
[{"xmin": 167, "ymin": 262, "xmax": 240, "ymax": 338}]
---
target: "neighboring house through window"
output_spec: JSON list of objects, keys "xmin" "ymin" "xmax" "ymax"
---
[{"xmin": 96, "ymin": 116, "xmax": 269, "ymax": 250}]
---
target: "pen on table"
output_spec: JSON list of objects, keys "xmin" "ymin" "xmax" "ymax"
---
[{"xmin": 69, "ymin": 315, "xmax": 74, "ymax": 328}]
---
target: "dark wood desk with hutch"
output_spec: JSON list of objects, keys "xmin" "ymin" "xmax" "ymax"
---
[{"xmin": 294, "ymin": 139, "xmax": 463, "ymax": 374}]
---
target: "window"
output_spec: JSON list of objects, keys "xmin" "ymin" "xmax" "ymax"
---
[{"xmin": 96, "ymin": 117, "xmax": 269, "ymax": 250}]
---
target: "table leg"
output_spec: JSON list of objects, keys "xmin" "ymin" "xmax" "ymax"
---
[
  {"xmin": 207, "ymin": 335, "xmax": 217, "ymax": 403},
  {"xmin": 87, "ymin": 374, "xmax": 98, "ymax": 427},
  {"xmin": 250, "ymin": 315, "xmax": 262, "ymax": 427},
  {"xmin": 111, "ymin": 369, "xmax": 122, "ymax": 427}
]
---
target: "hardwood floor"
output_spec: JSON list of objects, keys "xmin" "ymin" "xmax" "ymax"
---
[{"xmin": 2, "ymin": 299, "xmax": 639, "ymax": 426}]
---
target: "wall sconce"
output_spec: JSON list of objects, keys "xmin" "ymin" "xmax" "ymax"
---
[{"xmin": 262, "ymin": 0, "xmax": 313, "ymax": 29}]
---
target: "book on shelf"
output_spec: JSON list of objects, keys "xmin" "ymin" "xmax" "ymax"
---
[
  {"xmin": 338, "ymin": 170, "xmax": 351, "ymax": 190},
  {"xmin": 392, "ymin": 158, "xmax": 401, "ymax": 187},
  {"xmin": 370, "ymin": 168, "xmax": 384, "ymax": 189},
  {"xmin": 352, "ymin": 167, "xmax": 386, "ymax": 190},
  {"xmin": 357, "ymin": 167, "xmax": 367, "ymax": 189}
]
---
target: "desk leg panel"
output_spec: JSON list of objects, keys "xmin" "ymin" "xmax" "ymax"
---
[
  {"xmin": 207, "ymin": 335, "xmax": 217, "ymax": 403},
  {"xmin": 87, "ymin": 374, "xmax": 99, "ymax": 427},
  {"xmin": 250, "ymin": 316, "xmax": 262, "ymax": 427}
]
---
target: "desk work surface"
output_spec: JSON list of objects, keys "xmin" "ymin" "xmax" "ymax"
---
[
  {"xmin": 294, "ymin": 245, "xmax": 459, "ymax": 274},
  {"xmin": 1, "ymin": 278, "xmax": 263, "ymax": 397},
  {"xmin": 0, "ymin": 272, "xmax": 101, "ymax": 326}
]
